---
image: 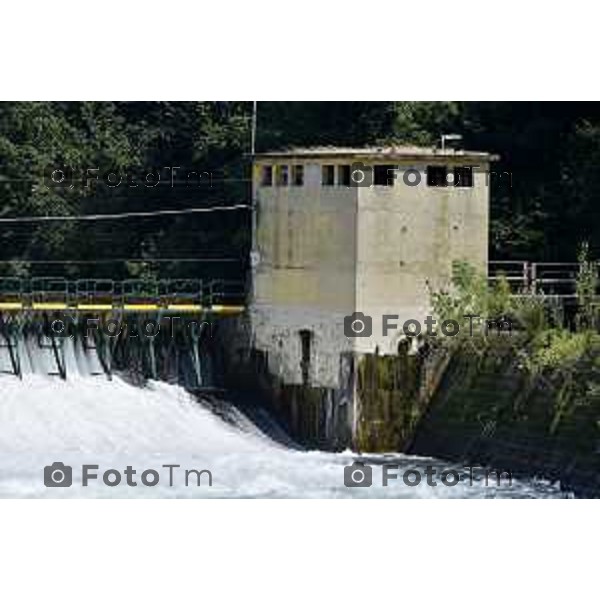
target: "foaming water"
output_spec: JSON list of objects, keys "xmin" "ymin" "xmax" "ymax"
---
[{"xmin": 0, "ymin": 348, "xmax": 569, "ymax": 498}]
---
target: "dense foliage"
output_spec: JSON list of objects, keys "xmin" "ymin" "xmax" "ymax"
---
[
  {"xmin": 1, "ymin": 101, "xmax": 599, "ymax": 280},
  {"xmin": 430, "ymin": 253, "xmax": 599, "ymax": 391}
]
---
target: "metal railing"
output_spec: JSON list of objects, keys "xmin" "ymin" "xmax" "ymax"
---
[
  {"xmin": 0, "ymin": 261, "xmax": 593, "ymax": 310},
  {"xmin": 0, "ymin": 277, "xmax": 246, "ymax": 311},
  {"xmin": 487, "ymin": 261, "xmax": 530, "ymax": 291},
  {"xmin": 488, "ymin": 260, "xmax": 593, "ymax": 298}
]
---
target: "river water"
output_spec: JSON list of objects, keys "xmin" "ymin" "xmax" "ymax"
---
[{"xmin": 0, "ymin": 371, "xmax": 569, "ymax": 498}]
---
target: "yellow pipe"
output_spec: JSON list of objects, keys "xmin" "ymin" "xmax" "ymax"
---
[
  {"xmin": 166, "ymin": 304, "xmax": 203, "ymax": 312},
  {"xmin": 123, "ymin": 304, "xmax": 159, "ymax": 312},
  {"xmin": 76, "ymin": 304, "xmax": 114, "ymax": 311},
  {"xmin": 0, "ymin": 302, "xmax": 24, "ymax": 310},
  {"xmin": 209, "ymin": 305, "xmax": 245, "ymax": 314},
  {"xmin": 31, "ymin": 302, "xmax": 68, "ymax": 310}
]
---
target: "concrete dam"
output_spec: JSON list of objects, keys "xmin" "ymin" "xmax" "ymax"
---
[{"xmin": 0, "ymin": 146, "xmax": 596, "ymax": 497}]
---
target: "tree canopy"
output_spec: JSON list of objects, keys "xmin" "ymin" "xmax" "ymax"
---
[{"xmin": 0, "ymin": 101, "xmax": 598, "ymax": 280}]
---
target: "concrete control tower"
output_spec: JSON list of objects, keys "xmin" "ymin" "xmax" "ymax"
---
[{"xmin": 248, "ymin": 146, "xmax": 495, "ymax": 448}]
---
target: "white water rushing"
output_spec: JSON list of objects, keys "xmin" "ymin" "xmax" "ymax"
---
[{"xmin": 0, "ymin": 342, "xmax": 567, "ymax": 498}]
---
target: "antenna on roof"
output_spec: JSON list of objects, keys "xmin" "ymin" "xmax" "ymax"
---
[{"xmin": 440, "ymin": 133, "xmax": 462, "ymax": 152}]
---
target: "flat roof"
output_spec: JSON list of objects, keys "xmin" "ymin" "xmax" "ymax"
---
[{"xmin": 254, "ymin": 145, "xmax": 498, "ymax": 161}]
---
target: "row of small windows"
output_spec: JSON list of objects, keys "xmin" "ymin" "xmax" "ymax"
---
[
  {"xmin": 260, "ymin": 164, "xmax": 473, "ymax": 188},
  {"xmin": 427, "ymin": 166, "xmax": 473, "ymax": 187}
]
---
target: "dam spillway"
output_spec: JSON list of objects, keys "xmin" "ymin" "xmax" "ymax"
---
[{"xmin": 0, "ymin": 367, "xmax": 566, "ymax": 498}]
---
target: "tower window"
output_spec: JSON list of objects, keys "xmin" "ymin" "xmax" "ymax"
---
[
  {"xmin": 322, "ymin": 165, "xmax": 335, "ymax": 186},
  {"xmin": 454, "ymin": 166, "xmax": 473, "ymax": 187},
  {"xmin": 373, "ymin": 165, "xmax": 396, "ymax": 186},
  {"xmin": 338, "ymin": 165, "xmax": 351, "ymax": 187},
  {"xmin": 276, "ymin": 165, "xmax": 289, "ymax": 186},
  {"xmin": 292, "ymin": 165, "xmax": 304, "ymax": 186},
  {"xmin": 427, "ymin": 165, "xmax": 448, "ymax": 187},
  {"xmin": 261, "ymin": 165, "xmax": 273, "ymax": 186}
]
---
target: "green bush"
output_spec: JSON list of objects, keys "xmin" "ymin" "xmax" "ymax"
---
[{"xmin": 431, "ymin": 261, "xmax": 515, "ymax": 337}]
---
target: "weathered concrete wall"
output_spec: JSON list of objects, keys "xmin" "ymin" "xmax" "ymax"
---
[
  {"xmin": 221, "ymin": 314, "xmax": 450, "ymax": 453},
  {"xmin": 409, "ymin": 335, "xmax": 600, "ymax": 497},
  {"xmin": 355, "ymin": 164, "xmax": 489, "ymax": 355},
  {"xmin": 253, "ymin": 163, "xmax": 357, "ymax": 316},
  {"xmin": 251, "ymin": 160, "xmax": 358, "ymax": 389},
  {"xmin": 251, "ymin": 155, "xmax": 490, "ymax": 388},
  {"xmin": 250, "ymin": 305, "xmax": 353, "ymax": 388},
  {"xmin": 353, "ymin": 341, "xmax": 450, "ymax": 452},
  {"xmin": 217, "ymin": 313, "xmax": 355, "ymax": 450}
]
